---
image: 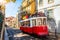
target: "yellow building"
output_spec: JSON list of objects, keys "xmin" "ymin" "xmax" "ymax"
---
[
  {"xmin": 22, "ymin": 0, "xmax": 36, "ymax": 15},
  {"xmin": 5, "ymin": 16, "xmax": 17, "ymax": 28}
]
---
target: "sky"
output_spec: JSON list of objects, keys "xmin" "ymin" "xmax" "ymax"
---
[{"xmin": 5, "ymin": 0, "xmax": 22, "ymax": 17}]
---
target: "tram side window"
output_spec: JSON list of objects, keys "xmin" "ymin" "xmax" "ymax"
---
[
  {"xmin": 21, "ymin": 22, "xmax": 24, "ymax": 26},
  {"xmin": 37, "ymin": 18, "xmax": 42, "ymax": 26},
  {"xmin": 43, "ymin": 18, "xmax": 46, "ymax": 25},
  {"xmin": 24, "ymin": 21, "xmax": 30, "ymax": 27},
  {"xmin": 24, "ymin": 21, "xmax": 27, "ymax": 27},
  {"xmin": 26, "ymin": 21, "xmax": 30, "ymax": 26},
  {"xmin": 32, "ymin": 19, "xmax": 36, "ymax": 26}
]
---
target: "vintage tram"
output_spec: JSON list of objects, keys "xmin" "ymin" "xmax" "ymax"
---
[{"xmin": 20, "ymin": 16, "xmax": 49, "ymax": 37}]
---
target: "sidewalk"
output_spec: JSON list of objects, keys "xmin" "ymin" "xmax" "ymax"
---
[{"xmin": 4, "ymin": 28, "xmax": 9, "ymax": 40}]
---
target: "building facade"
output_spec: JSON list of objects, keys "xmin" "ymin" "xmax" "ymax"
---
[
  {"xmin": 36, "ymin": 0, "xmax": 60, "ymax": 33},
  {"xmin": 5, "ymin": 16, "xmax": 17, "ymax": 28},
  {"xmin": 21, "ymin": 0, "xmax": 36, "ymax": 15},
  {"xmin": 16, "ymin": 13, "xmax": 20, "ymax": 29}
]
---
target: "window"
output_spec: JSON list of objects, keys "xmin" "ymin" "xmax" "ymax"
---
[
  {"xmin": 48, "ymin": 0, "xmax": 54, "ymax": 4},
  {"xmin": 21, "ymin": 22, "xmax": 24, "ymax": 26},
  {"xmin": 21, "ymin": 21, "xmax": 30, "ymax": 27},
  {"xmin": 36, "ymin": 18, "xmax": 42, "ymax": 26},
  {"xmin": 26, "ymin": 21, "xmax": 30, "ymax": 26},
  {"xmin": 47, "ymin": 9, "xmax": 54, "ymax": 19},
  {"xmin": 43, "ymin": 18, "xmax": 46, "ymax": 25},
  {"xmin": 32, "ymin": 19, "xmax": 36, "ymax": 26},
  {"xmin": 39, "ymin": 0, "xmax": 43, "ymax": 6}
]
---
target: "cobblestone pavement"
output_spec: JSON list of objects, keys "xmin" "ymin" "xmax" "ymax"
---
[
  {"xmin": 6, "ymin": 27, "xmax": 60, "ymax": 40},
  {"xmin": 14, "ymin": 33, "xmax": 59, "ymax": 40}
]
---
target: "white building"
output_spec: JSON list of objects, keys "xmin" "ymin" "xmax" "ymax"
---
[{"xmin": 36, "ymin": 0, "xmax": 60, "ymax": 33}]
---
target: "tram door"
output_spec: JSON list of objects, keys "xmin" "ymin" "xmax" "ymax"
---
[{"xmin": 36, "ymin": 18, "xmax": 42, "ymax": 26}]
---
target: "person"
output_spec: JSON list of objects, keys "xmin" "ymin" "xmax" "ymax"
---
[{"xmin": 38, "ymin": 12, "xmax": 45, "ymax": 17}]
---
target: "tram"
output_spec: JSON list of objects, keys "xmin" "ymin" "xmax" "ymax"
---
[{"xmin": 20, "ymin": 14, "xmax": 49, "ymax": 37}]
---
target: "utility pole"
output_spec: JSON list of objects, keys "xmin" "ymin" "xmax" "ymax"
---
[{"xmin": 0, "ymin": 5, "xmax": 5, "ymax": 40}]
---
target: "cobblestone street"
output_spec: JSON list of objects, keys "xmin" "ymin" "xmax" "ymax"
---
[
  {"xmin": 0, "ymin": 0, "xmax": 60, "ymax": 40},
  {"xmin": 13, "ymin": 32, "xmax": 60, "ymax": 40},
  {"xmin": 5, "ymin": 27, "xmax": 60, "ymax": 40}
]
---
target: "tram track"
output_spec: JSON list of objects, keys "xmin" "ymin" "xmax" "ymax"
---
[{"xmin": 14, "ymin": 32, "xmax": 59, "ymax": 40}]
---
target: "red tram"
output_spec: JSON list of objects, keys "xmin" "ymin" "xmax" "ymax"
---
[{"xmin": 20, "ymin": 16, "xmax": 49, "ymax": 37}]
